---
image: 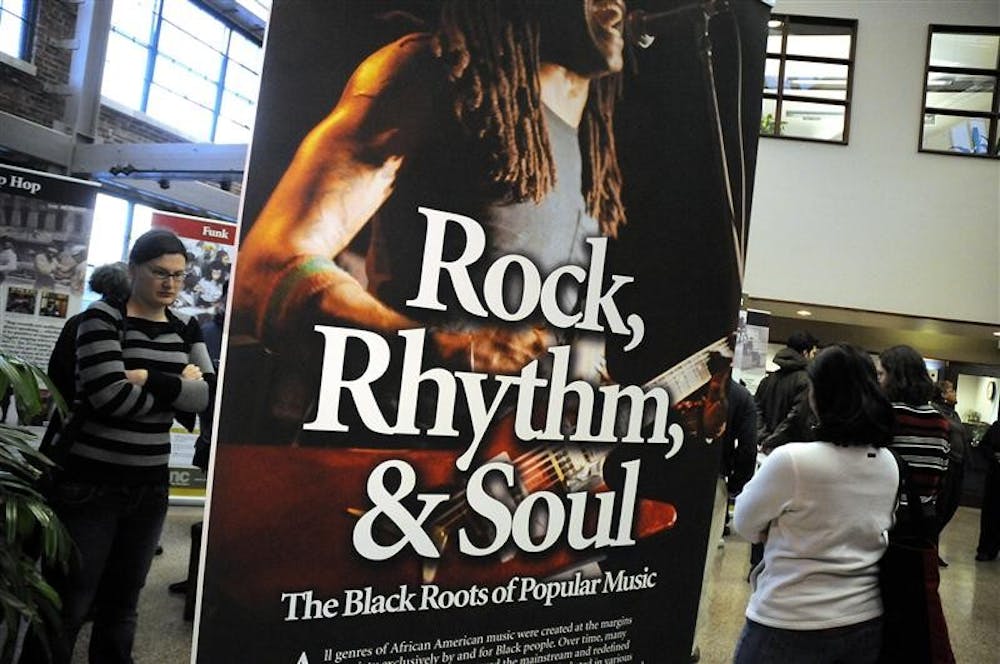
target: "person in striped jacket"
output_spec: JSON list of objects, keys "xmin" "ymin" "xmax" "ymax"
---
[
  {"xmin": 43, "ymin": 229, "xmax": 214, "ymax": 664},
  {"xmin": 878, "ymin": 345, "xmax": 951, "ymax": 532}
]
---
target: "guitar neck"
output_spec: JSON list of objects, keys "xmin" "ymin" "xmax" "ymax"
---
[{"xmin": 641, "ymin": 337, "xmax": 730, "ymax": 402}]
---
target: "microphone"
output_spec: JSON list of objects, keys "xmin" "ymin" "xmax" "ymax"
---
[{"xmin": 624, "ymin": 0, "xmax": 731, "ymax": 48}]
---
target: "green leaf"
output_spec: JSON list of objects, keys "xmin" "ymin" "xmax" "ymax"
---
[{"xmin": 28, "ymin": 363, "xmax": 66, "ymax": 416}]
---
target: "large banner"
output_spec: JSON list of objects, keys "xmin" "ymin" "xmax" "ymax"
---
[
  {"xmin": 151, "ymin": 211, "xmax": 236, "ymax": 494},
  {"xmin": 0, "ymin": 164, "xmax": 97, "ymax": 368},
  {"xmin": 197, "ymin": 2, "xmax": 769, "ymax": 663}
]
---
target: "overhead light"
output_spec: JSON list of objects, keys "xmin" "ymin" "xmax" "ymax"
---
[
  {"xmin": 768, "ymin": 19, "xmax": 784, "ymax": 28},
  {"xmin": 993, "ymin": 331, "xmax": 1000, "ymax": 337},
  {"xmin": 796, "ymin": 309, "xmax": 812, "ymax": 317}
]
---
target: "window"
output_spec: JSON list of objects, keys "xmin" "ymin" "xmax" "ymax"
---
[
  {"xmin": 101, "ymin": 0, "xmax": 264, "ymax": 143},
  {"xmin": 0, "ymin": 0, "xmax": 35, "ymax": 61},
  {"xmin": 920, "ymin": 26, "xmax": 1000, "ymax": 158},
  {"xmin": 761, "ymin": 15, "xmax": 857, "ymax": 144}
]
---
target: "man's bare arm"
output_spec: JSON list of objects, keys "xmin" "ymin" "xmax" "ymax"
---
[{"xmin": 235, "ymin": 37, "xmax": 548, "ymax": 373}]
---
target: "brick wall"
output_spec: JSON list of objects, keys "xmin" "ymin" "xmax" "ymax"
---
[{"xmin": 0, "ymin": 0, "xmax": 75, "ymax": 130}]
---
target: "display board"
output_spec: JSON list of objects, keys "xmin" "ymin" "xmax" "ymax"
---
[
  {"xmin": 151, "ymin": 210, "xmax": 236, "ymax": 495},
  {"xmin": 196, "ymin": 2, "xmax": 770, "ymax": 662},
  {"xmin": 0, "ymin": 164, "xmax": 97, "ymax": 369}
]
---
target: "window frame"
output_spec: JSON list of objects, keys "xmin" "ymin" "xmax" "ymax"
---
[
  {"xmin": 761, "ymin": 14, "xmax": 858, "ymax": 145},
  {"xmin": 102, "ymin": 0, "xmax": 262, "ymax": 143},
  {"xmin": 919, "ymin": 25, "xmax": 1000, "ymax": 159},
  {"xmin": 0, "ymin": 0, "xmax": 37, "ymax": 64}
]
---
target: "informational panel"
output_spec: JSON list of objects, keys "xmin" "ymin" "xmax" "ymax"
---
[
  {"xmin": 0, "ymin": 164, "xmax": 97, "ymax": 368},
  {"xmin": 151, "ymin": 210, "xmax": 236, "ymax": 494},
  {"xmin": 733, "ymin": 309, "xmax": 771, "ymax": 394},
  {"xmin": 196, "ymin": 2, "xmax": 770, "ymax": 663}
]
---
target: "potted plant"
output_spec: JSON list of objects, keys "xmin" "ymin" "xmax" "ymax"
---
[{"xmin": 0, "ymin": 352, "xmax": 70, "ymax": 664}]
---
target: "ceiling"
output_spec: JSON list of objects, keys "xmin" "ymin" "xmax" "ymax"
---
[{"xmin": 745, "ymin": 297, "xmax": 1000, "ymax": 368}]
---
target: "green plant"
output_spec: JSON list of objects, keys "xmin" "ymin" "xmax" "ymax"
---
[
  {"xmin": 0, "ymin": 352, "xmax": 70, "ymax": 664},
  {"xmin": 760, "ymin": 112, "xmax": 787, "ymax": 135}
]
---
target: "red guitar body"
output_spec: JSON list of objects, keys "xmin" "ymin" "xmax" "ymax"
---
[{"xmin": 204, "ymin": 414, "xmax": 677, "ymax": 608}]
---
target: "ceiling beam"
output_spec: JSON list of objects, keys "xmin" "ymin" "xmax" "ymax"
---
[
  {"xmin": 72, "ymin": 142, "xmax": 247, "ymax": 179},
  {"xmin": 0, "ymin": 112, "xmax": 74, "ymax": 166}
]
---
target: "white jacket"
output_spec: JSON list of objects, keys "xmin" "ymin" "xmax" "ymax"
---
[{"xmin": 733, "ymin": 441, "xmax": 899, "ymax": 630}]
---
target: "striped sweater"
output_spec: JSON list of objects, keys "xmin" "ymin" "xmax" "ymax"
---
[
  {"xmin": 63, "ymin": 299, "xmax": 214, "ymax": 484},
  {"xmin": 889, "ymin": 402, "xmax": 950, "ymax": 512}
]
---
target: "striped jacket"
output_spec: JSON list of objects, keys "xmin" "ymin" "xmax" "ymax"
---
[
  {"xmin": 889, "ymin": 402, "xmax": 950, "ymax": 512},
  {"xmin": 64, "ymin": 299, "xmax": 214, "ymax": 484}
]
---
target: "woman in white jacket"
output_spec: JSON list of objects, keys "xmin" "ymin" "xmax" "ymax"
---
[{"xmin": 733, "ymin": 344, "xmax": 899, "ymax": 664}]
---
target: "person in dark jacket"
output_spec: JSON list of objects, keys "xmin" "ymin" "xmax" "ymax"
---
[
  {"xmin": 40, "ymin": 263, "xmax": 131, "ymax": 450},
  {"xmin": 976, "ymin": 420, "xmax": 1000, "ymax": 562},
  {"xmin": 754, "ymin": 331, "xmax": 818, "ymax": 453},
  {"xmin": 723, "ymin": 379, "xmax": 758, "ymax": 496},
  {"xmin": 933, "ymin": 380, "xmax": 968, "ymax": 541}
]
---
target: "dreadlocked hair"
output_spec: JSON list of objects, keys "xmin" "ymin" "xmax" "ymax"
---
[{"xmin": 432, "ymin": 0, "xmax": 626, "ymax": 237}]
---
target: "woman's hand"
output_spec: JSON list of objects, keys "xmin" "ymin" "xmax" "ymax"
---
[
  {"xmin": 125, "ymin": 369, "xmax": 148, "ymax": 386},
  {"xmin": 181, "ymin": 364, "xmax": 204, "ymax": 381}
]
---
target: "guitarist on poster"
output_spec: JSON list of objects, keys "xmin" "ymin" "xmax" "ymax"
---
[{"xmin": 228, "ymin": 0, "xmax": 728, "ymax": 446}]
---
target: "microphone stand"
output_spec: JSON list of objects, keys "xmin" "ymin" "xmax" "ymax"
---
[
  {"xmin": 692, "ymin": 0, "xmax": 746, "ymax": 286},
  {"xmin": 628, "ymin": 0, "xmax": 747, "ymax": 287}
]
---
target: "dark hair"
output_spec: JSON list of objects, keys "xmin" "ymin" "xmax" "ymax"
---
[
  {"xmin": 808, "ymin": 344, "xmax": 893, "ymax": 447},
  {"xmin": 129, "ymin": 229, "xmax": 186, "ymax": 265},
  {"xmin": 88, "ymin": 262, "xmax": 130, "ymax": 302},
  {"xmin": 879, "ymin": 345, "xmax": 935, "ymax": 405},
  {"xmin": 433, "ymin": 1, "xmax": 625, "ymax": 237},
  {"xmin": 787, "ymin": 330, "xmax": 819, "ymax": 354}
]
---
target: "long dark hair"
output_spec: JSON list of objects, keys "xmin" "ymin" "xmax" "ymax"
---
[
  {"xmin": 879, "ymin": 345, "xmax": 935, "ymax": 406},
  {"xmin": 432, "ymin": 0, "xmax": 625, "ymax": 236},
  {"xmin": 808, "ymin": 344, "xmax": 894, "ymax": 447}
]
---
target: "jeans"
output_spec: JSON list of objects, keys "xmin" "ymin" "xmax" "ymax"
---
[
  {"xmin": 35, "ymin": 481, "xmax": 168, "ymax": 664},
  {"xmin": 733, "ymin": 617, "xmax": 882, "ymax": 664}
]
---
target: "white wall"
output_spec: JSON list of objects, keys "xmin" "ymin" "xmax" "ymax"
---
[
  {"xmin": 745, "ymin": 0, "xmax": 1000, "ymax": 324},
  {"xmin": 956, "ymin": 373, "xmax": 1000, "ymax": 423}
]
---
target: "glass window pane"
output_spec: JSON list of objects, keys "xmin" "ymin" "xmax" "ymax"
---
[
  {"xmin": 764, "ymin": 58, "xmax": 780, "ymax": 94},
  {"xmin": 0, "ymin": 12, "xmax": 22, "ymax": 57},
  {"xmin": 161, "ymin": 0, "xmax": 228, "ymax": 49},
  {"xmin": 779, "ymin": 100, "xmax": 845, "ymax": 141},
  {"xmin": 146, "ymin": 85, "xmax": 214, "ymax": 140},
  {"xmin": 929, "ymin": 32, "xmax": 999, "ymax": 70},
  {"xmin": 760, "ymin": 98, "xmax": 778, "ymax": 135},
  {"xmin": 157, "ymin": 22, "xmax": 223, "ymax": 81},
  {"xmin": 102, "ymin": 32, "xmax": 149, "ymax": 109},
  {"xmin": 783, "ymin": 61, "xmax": 849, "ymax": 100},
  {"xmin": 220, "ymin": 90, "xmax": 253, "ymax": 127},
  {"xmin": 925, "ymin": 73, "xmax": 996, "ymax": 113},
  {"xmin": 3, "ymin": 1, "xmax": 28, "ymax": 20},
  {"xmin": 922, "ymin": 113, "xmax": 992, "ymax": 154},
  {"xmin": 227, "ymin": 31, "xmax": 262, "ymax": 72},
  {"xmin": 128, "ymin": 205, "xmax": 153, "ymax": 250},
  {"xmin": 153, "ymin": 55, "xmax": 218, "ymax": 107},
  {"xmin": 88, "ymin": 194, "xmax": 130, "ymax": 268},
  {"xmin": 786, "ymin": 22, "xmax": 852, "ymax": 60},
  {"xmin": 224, "ymin": 61, "xmax": 259, "ymax": 99},
  {"xmin": 110, "ymin": 0, "xmax": 156, "ymax": 44},
  {"xmin": 766, "ymin": 23, "xmax": 783, "ymax": 55},
  {"xmin": 214, "ymin": 117, "xmax": 250, "ymax": 143}
]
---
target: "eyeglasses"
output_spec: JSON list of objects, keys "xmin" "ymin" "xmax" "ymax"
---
[{"xmin": 145, "ymin": 265, "xmax": 186, "ymax": 282}]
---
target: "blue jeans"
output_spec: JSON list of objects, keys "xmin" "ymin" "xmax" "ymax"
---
[
  {"xmin": 733, "ymin": 617, "xmax": 882, "ymax": 664},
  {"xmin": 41, "ymin": 481, "xmax": 168, "ymax": 664}
]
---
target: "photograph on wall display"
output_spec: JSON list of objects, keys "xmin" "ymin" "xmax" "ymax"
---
[
  {"xmin": 196, "ymin": 2, "xmax": 770, "ymax": 663},
  {"xmin": 0, "ymin": 165, "xmax": 97, "ymax": 367}
]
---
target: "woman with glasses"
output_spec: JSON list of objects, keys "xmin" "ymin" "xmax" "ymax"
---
[{"xmin": 40, "ymin": 229, "xmax": 214, "ymax": 664}]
